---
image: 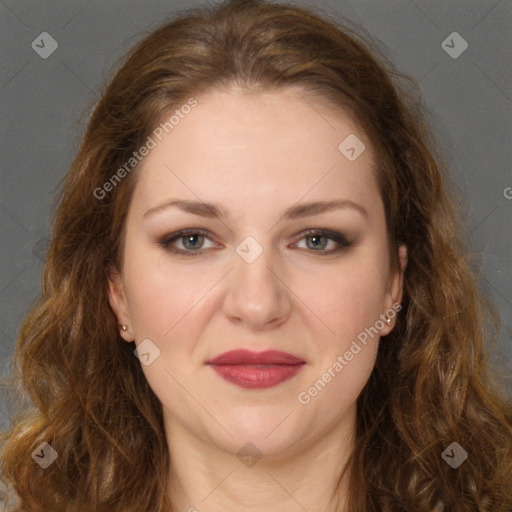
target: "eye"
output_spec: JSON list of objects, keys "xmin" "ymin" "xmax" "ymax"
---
[
  {"xmin": 158, "ymin": 228, "xmax": 352, "ymax": 257},
  {"xmin": 292, "ymin": 229, "xmax": 351, "ymax": 254},
  {"xmin": 158, "ymin": 229, "xmax": 215, "ymax": 256}
]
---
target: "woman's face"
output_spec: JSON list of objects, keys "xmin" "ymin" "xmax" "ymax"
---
[{"xmin": 108, "ymin": 86, "xmax": 406, "ymax": 460}]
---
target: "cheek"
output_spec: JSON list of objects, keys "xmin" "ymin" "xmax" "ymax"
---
[
  {"xmin": 313, "ymin": 343, "xmax": 378, "ymax": 415},
  {"xmin": 298, "ymin": 273, "xmax": 380, "ymax": 413},
  {"xmin": 122, "ymin": 245, "xmax": 212, "ymax": 338},
  {"xmin": 307, "ymin": 255, "xmax": 389, "ymax": 341},
  {"xmin": 295, "ymin": 254, "xmax": 385, "ymax": 406}
]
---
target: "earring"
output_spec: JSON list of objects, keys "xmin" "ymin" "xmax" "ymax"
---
[
  {"xmin": 120, "ymin": 324, "xmax": 127, "ymax": 331},
  {"xmin": 385, "ymin": 317, "xmax": 392, "ymax": 326}
]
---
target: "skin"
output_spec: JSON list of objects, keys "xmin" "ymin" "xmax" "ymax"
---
[{"xmin": 108, "ymin": 85, "xmax": 407, "ymax": 511}]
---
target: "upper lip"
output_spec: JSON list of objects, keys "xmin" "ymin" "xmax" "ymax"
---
[{"xmin": 206, "ymin": 349, "xmax": 305, "ymax": 365}]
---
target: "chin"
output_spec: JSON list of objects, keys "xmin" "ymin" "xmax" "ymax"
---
[{"xmin": 211, "ymin": 410, "xmax": 305, "ymax": 458}]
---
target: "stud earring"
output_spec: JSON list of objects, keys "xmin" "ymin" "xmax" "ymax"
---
[
  {"xmin": 120, "ymin": 324, "xmax": 127, "ymax": 331},
  {"xmin": 385, "ymin": 317, "xmax": 392, "ymax": 326}
]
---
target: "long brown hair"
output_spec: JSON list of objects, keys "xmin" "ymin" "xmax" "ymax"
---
[{"xmin": 1, "ymin": 1, "xmax": 511, "ymax": 510}]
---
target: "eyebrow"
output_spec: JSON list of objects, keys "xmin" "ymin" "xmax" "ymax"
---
[{"xmin": 143, "ymin": 198, "xmax": 368, "ymax": 221}]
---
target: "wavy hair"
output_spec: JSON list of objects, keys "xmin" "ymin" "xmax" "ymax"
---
[{"xmin": 1, "ymin": 0, "xmax": 511, "ymax": 510}]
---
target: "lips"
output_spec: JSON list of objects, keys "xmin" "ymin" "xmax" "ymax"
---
[
  {"xmin": 206, "ymin": 349, "xmax": 305, "ymax": 389},
  {"xmin": 207, "ymin": 349, "xmax": 305, "ymax": 365}
]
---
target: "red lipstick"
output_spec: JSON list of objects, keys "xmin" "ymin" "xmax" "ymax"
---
[{"xmin": 206, "ymin": 349, "xmax": 305, "ymax": 389}]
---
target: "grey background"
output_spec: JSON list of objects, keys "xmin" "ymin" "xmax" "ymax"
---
[{"xmin": 1, "ymin": 0, "xmax": 511, "ymax": 430}]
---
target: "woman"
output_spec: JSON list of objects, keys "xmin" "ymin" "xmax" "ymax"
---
[{"xmin": 1, "ymin": 0, "xmax": 511, "ymax": 510}]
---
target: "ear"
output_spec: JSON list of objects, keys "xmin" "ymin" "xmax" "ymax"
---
[
  {"xmin": 107, "ymin": 266, "xmax": 134, "ymax": 343},
  {"xmin": 381, "ymin": 243, "xmax": 407, "ymax": 335}
]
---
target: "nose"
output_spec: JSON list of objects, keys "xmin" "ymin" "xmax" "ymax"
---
[{"xmin": 222, "ymin": 239, "xmax": 292, "ymax": 330}]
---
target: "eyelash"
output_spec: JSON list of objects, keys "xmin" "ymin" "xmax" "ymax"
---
[{"xmin": 158, "ymin": 228, "xmax": 352, "ymax": 257}]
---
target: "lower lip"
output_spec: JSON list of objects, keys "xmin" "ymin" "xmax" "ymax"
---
[{"xmin": 208, "ymin": 363, "xmax": 304, "ymax": 389}]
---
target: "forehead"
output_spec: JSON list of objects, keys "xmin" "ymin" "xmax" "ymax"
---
[{"xmin": 130, "ymin": 86, "xmax": 379, "ymax": 218}]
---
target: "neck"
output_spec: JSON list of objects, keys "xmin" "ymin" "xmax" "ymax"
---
[{"xmin": 163, "ymin": 406, "xmax": 355, "ymax": 512}]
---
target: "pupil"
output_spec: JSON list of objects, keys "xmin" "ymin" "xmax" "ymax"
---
[
  {"xmin": 185, "ymin": 234, "xmax": 201, "ymax": 249},
  {"xmin": 309, "ymin": 235, "xmax": 325, "ymax": 249}
]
